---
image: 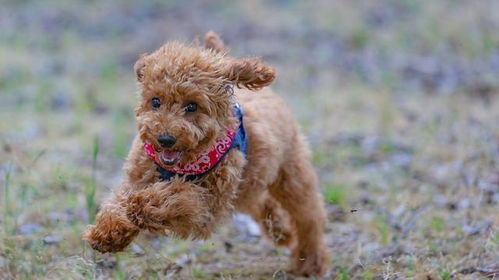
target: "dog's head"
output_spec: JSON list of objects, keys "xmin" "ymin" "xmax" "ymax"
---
[{"xmin": 133, "ymin": 34, "xmax": 275, "ymax": 166}]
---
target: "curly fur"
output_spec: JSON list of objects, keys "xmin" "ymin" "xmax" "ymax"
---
[{"xmin": 83, "ymin": 32, "xmax": 328, "ymax": 277}]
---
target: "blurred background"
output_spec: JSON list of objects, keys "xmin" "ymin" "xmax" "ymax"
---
[{"xmin": 1, "ymin": 0, "xmax": 498, "ymax": 279}]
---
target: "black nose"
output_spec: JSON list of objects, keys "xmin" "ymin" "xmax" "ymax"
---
[{"xmin": 158, "ymin": 135, "xmax": 176, "ymax": 148}]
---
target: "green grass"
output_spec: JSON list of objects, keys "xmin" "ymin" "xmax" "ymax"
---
[
  {"xmin": 374, "ymin": 216, "xmax": 392, "ymax": 246},
  {"xmin": 191, "ymin": 267, "xmax": 209, "ymax": 279},
  {"xmin": 324, "ymin": 183, "xmax": 347, "ymax": 207},
  {"xmin": 441, "ymin": 271, "xmax": 451, "ymax": 280},
  {"xmin": 85, "ymin": 136, "xmax": 99, "ymax": 224},
  {"xmin": 428, "ymin": 217, "xmax": 444, "ymax": 233},
  {"xmin": 337, "ymin": 267, "xmax": 349, "ymax": 280},
  {"xmin": 2, "ymin": 166, "xmax": 13, "ymax": 235}
]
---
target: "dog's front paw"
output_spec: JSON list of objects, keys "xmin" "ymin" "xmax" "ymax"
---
[{"xmin": 83, "ymin": 218, "xmax": 139, "ymax": 253}]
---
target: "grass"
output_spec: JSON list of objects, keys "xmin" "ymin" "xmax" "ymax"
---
[
  {"xmin": 85, "ymin": 136, "xmax": 99, "ymax": 224},
  {"xmin": 1, "ymin": 0, "xmax": 499, "ymax": 279},
  {"xmin": 374, "ymin": 216, "xmax": 392, "ymax": 247},
  {"xmin": 324, "ymin": 183, "xmax": 347, "ymax": 207},
  {"xmin": 2, "ymin": 166, "xmax": 13, "ymax": 236}
]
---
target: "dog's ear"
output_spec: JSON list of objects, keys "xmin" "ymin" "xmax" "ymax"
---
[
  {"xmin": 134, "ymin": 53, "xmax": 148, "ymax": 82},
  {"xmin": 225, "ymin": 58, "xmax": 276, "ymax": 90},
  {"xmin": 204, "ymin": 31, "xmax": 227, "ymax": 53}
]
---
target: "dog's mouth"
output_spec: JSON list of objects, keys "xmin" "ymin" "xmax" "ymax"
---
[{"xmin": 159, "ymin": 150, "xmax": 183, "ymax": 166}]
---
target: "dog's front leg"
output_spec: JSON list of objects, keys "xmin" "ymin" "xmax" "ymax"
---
[
  {"xmin": 83, "ymin": 137, "xmax": 157, "ymax": 253},
  {"xmin": 126, "ymin": 150, "xmax": 245, "ymax": 239},
  {"xmin": 125, "ymin": 178, "xmax": 213, "ymax": 239},
  {"xmin": 83, "ymin": 190, "xmax": 140, "ymax": 253}
]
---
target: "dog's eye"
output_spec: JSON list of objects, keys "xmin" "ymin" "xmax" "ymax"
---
[
  {"xmin": 185, "ymin": 103, "xmax": 197, "ymax": 112},
  {"xmin": 151, "ymin": 98, "xmax": 161, "ymax": 109}
]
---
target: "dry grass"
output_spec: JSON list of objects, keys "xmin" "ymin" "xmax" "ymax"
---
[{"xmin": 1, "ymin": 1, "xmax": 498, "ymax": 279}]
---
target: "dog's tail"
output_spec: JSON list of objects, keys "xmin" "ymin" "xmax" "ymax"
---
[{"xmin": 204, "ymin": 31, "xmax": 228, "ymax": 53}]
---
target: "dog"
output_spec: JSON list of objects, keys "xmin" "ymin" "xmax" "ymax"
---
[{"xmin": 83, "ymin": 31, "xmax": 328, "ymax": 277}]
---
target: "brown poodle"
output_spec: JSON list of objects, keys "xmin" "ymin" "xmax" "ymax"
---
[{"xmin": 83, "ymin": 31, "xmax": 328, "ymax": 277}]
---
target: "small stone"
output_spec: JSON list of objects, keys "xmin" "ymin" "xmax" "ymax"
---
[
  {"xmin": 233, "ymin": 213, "xmax": 261, "ymax": 238},
  {"xmin": 175, "ymin": 254, "xmax": 192, "ymax": 267},
  {"xmin": 131, "ymin": 243, "xmax": 145, "ymax": 256},
  {"xmin": 43, "ymin": 236, "xmax": 62, "ymax": 245}
]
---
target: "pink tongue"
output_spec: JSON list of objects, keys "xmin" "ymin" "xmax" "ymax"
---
[{"xmin": 161, "ymin": 150, "xmax": 180, "ymax": 160}]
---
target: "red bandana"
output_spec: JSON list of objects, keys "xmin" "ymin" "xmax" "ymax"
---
[{"xmin": 143, "ymin": 128, "xmax": 237, "ymax": 175}]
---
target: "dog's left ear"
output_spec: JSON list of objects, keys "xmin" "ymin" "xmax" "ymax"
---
[
  {"xmin": 205, "ymin": 31, "xmax": 227, "ymax": 53},
  {"xmin": 225, "ymin": 58, "xmax": 276, "ymax": 90},
  {"xmin": 134, "ymin": 53, "xmax": 148, "ymax": 82}
]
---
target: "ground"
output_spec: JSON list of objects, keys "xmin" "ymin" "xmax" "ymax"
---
[{"xmin": 0, "ymin": 0, "xmax": 498, "ymax": 279}]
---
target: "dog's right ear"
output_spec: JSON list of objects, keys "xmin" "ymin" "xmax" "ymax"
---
[
  {"xmin": 134, "ymin": 54, "xmax": 148, "ymax": 82},
  {"xmin": 224, "ymin": 58, "xmax": 276, "ymax": 90}
]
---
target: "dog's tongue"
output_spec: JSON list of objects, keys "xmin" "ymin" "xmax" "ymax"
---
[{"xmin": 160, "ymin": 150, "xmax": 182, "ymax": 166}]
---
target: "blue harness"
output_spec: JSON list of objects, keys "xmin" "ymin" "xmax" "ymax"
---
[{"xmin": 157, "ymin": 105, "xmax": 247, "ymax": 182}]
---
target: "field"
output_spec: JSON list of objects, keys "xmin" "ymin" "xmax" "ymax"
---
[{"xmin": 1, "ymin": 0, "xmax": 498, "ymax": 279}]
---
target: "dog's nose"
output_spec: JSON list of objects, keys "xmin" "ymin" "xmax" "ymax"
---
[{"xmin": 158, "ymin": 135, "xmax": 176, "ymax": 148}]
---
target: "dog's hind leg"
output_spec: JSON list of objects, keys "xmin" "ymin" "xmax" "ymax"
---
[
  {"xmin": 268, "ymin": 152, "xmax": 329, "ymax": 277},
  {"xmin": 241, "ymin": 192, "xmax": 296, "ymax": 247}
]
